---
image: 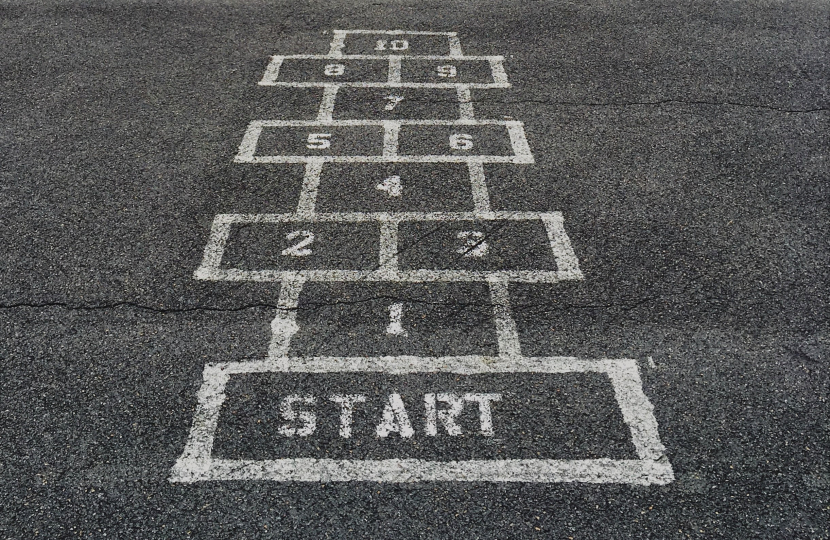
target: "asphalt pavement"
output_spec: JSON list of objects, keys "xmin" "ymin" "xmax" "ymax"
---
[{"xmin": 1, "ymin": 0, "xmax": 828, "ymax": 537}]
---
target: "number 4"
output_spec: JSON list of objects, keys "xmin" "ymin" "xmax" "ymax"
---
[{"xmin": 376, "ymin": 175, "xmax": 402, "ymax": 197}]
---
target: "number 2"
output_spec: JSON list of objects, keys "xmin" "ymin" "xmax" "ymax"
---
[{"xmin": 281, "ymin": 230, "xmax": 314, "ymax": 257}]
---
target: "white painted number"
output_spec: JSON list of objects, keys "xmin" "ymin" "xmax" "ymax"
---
[
  {"xmin": 437, "ymin": 65, "xmax": 457, "ymax": 78},
  {"xmin": 457, "ymin": 230, "xmax": 488, "ymax": 257},
  {"xmin": 376, "ymin": 175, "xmax": 402, "ymax": 197},
  {"xmin": 384, "ymin": 94, "xmax": 404, "ymax": 111},
  {"xmin": 324, "ymin": 63, "xmax": 345, "ymax": 76},
  {"xmin": 281, "ymin": 230, "xmax": 314, "ymax": 257},
  {"xmin": 278, "ymin": 395, "xmax": 316, "ymax": 437},
  {"xmin": 450, "ymin": 133, "xmax": 474, "ymax": 150},
  {"xmin": 386, "ymin": 303, "xmax": 407, "ymax": 336},
  {"xmin": 375, "ymin": 39, "xmax": 409, "ymax": 51},
  {"xmin": 306, "ymin": 133, "xmax": 331, "ymax": 149}
]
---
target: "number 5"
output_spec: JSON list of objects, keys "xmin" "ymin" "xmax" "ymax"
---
[
  {"xmin": 450, "ymin": 133, "xmax": 473, "ymax": 150},
  {"xmin": 306, "ymin": 133, "xmax": 331, "ymax": 149}
]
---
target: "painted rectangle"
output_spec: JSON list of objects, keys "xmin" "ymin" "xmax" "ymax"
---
[
  {"xmin": 170, "ymin": 357, "xmax": 674, "ymax": 485},
  {"xmin": 220, "ymin": 221, "xmax": 380, "ymax": 272},
  {"xmin": 253, "ymin": 124, "xmax": 385, "ymax": 158},
  {"xmin": 333, "ymin": 88, "xmax": 461, "ymax": 120},
  {"xmin": 341, "ymin": 33, "xmax": 457, "ymax": 56},
  {"xmin": 397, "ymin": 124, "xmax": 519, "ymax": 159},
  {"xmin": 210, "ymin": 372, "xmax": 638, "ymax": 461},
  {"xmin": 398, "ymin": 219, "xmax": 558, "ymax": 272},
  {"xmin": 194, "ymin": 212, "xmax": 582, "ymax": 283},
  {"xmin": 315, "ymin": 163, "xmax": 475, "ymax": 213},
  {"xmin": 274, "ymin": 58, "xmax": 389, "ymax": 83},
  {"xmin": 402, "ymin": 59, "xmax": 497, "ymax": 85},
  {"xmin": 288, "ymin": 282, "xmax": 499, "ymax": 357}
]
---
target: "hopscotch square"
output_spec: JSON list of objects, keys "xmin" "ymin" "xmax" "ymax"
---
[
  {"xmin": 170, "ymin": 357, "xmax": 675, "ymax": 484},
  {"xmin": 254, "ymin": 124, "xmax": 384, "ymax": 158},
  {"xmin": 209, "ymin": 371, "xmax": 639, "ymax": 461},
  {"xmin": 340, "ymin": 32, "xmax": 459, "ymax": 56},
  {"xmin": 398, "ymin": 124, "xmax": 516, "ymax": 157},
  {"xmin": 403, "ymin": 59, "xmax": 498, "ymax": 85},
  {"xmin": 398, "ymin": 219, "xmax": 559, "ymax": 272},
  {"xmin": 288, "ymin": 281, "xmax": 500, "ymax": 358},
  {"xmin": 315, "ymin": 163, "xmax": 476, "ymax": 213},
  {"xmin": 332, "ymin": 88, "xmax": 462, "ymax": 120},
  {"xmin": 219, "ymin": 220, "xmax": 380, "ymax": 272},
  {"xmin": 274, "ymin": 58, "xmax": 389, "ymax": 83}
]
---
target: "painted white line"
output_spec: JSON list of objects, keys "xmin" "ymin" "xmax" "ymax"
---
[
  {"xmin": 488, "ymin": 279, "xmax": 522, "ymax": 360},
  {"xmin": 316, "ymin": 85, "xmax": 338, "ymax": 121},
  {"xmin": 382, "ymin": 121, "xmax": 399, "ymax": 157},
  {"xmin": 467, "ymin": 160, "xmax": 491, "ymax": 215},
  {"xmin": 388, "ymin": 56, "xmax": 402, "ymax": 84},
  {"xmin": 378, "ymin": 218, "xmax": 399, "ymax": 273},
  {"xmin": 448, "ymin": 35, "xmax": 464, "ymax": 57},
  {"xmin": 258, "ymin": 56, "xmax": 284, "ymax": 85},
  {"xmin": 385, "ymin": 303, "xmax": 407, "ymax": 336},
  {"xmin": 335, "ymin": 29, "xmax": 459, "ymax": 36},
  {"xmin": 506, "ymin": 122, "xmax": 534, "ymax": 164},
  {"xmin": 169, "ymin": 357, "xmax": 673, "ymax": 485},
  {"xmin": 193, "ymin": 220, "xmax": 232, "ymax": 281},
  {"xmin": 258, "ymin": 82, "xmax": 510, "ymax": 89},
  {"xmin": 175, "ymin": 457, "xmax": 674, "ymax": 485},
  {"xmin": 234, "ymin": 122, "xmax": 264, "ymax": 163},
  {"xmin": 240, "ymin": 155, "xmax": 533, "ymax": 164},
  {"xmin": 267, "ymin": 274, "xmax": 306, "ymax": 361},
  {"xmin": 489, "ymin": 57, "xmax": 508, "ymax": 86},
  {"xmin": 170, "ymin": 364, "xmax": 229, "ymax": 482},
  {"xmin": 196, "ymin": 269, "xmax": 578, "ymax": 283},
  {"xmin": 238, "ymin": 119, "xmax": 521, "ymax": 127},
  {"xmin": 208, "ymin": 211, "xmax": 566, "ymax": 224},
  {"xmin": 328, "ymin": 31, "xmax": 346, "ymax": 57},
  {"xmin": 605, "ymin": 360, "xmax": 668, "ymax": 461},
  {"xmin": 541, "ymin": 213, "xmax": 584, "ymax": 280},
  {"xmin": 456, "ymin": 85, "xmax": 475, "ymax": 120},
  {"xmin": 261, "ymin": 54, "xmax": 503, "ymax": 61},
  {"xmin": 295, "ymin": 160, "xmax": 325, "ymax": 217}
]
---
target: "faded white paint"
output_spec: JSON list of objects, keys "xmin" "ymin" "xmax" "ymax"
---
[
  {"xmin": 194, "ymin": 211, "xmax": 582, "ymax": 284},
  {"xmin": 170, "ymin": 357, "xmax": 674, "ymax": 485},
  {"xmin": 174, "ymin": 29, "xmax": 674, "ymax": 487},
  {"xmin": 233, "ymin": 119, "xmax": 533, "ymax": 165},
  {"xmin": 329, "ymin": 394, "xmax": 367, "ymax": 438}
]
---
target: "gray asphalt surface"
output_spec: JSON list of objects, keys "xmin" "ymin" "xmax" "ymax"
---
[{"xmin": 1, "ymin": 0, "xmax": 829, "ymax": 537}]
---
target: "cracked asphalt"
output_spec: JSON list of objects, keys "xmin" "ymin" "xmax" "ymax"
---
[{"xmin": 1, "ymin": 0, "xmax": 829, "ymax": 538}]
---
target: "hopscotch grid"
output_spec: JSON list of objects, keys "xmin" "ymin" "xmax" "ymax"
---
[{"xmin": 177, "ymin": 29, "xmax": 673, "ymax": 487}]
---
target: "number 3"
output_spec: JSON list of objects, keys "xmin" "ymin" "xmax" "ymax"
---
[{"xmin": 281, "ymin": 230, "xmax": 314, "ymax": 257}]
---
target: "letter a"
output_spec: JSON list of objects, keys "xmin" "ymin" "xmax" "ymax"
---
[{"xmin": 376, "ymin": 393, "xmax": 414, "ymax": 438}]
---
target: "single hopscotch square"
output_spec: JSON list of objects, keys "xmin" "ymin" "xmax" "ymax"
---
[{"xmin": 170, "ymin": 356, "xmax": 674, "ymax": 484}]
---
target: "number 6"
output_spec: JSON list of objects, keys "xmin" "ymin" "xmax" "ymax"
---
[{"xmin": 306, "ymin": 133, "xmax": 331, "ymax": 149}]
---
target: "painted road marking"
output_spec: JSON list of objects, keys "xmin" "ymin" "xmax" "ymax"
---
[
  {"xmin": 174, "ymin": 29, "xmax": 674, "ymax": 486},
  {"xmin": 234, "ymin": 120, "xmax": 534, "ymax": 164}
]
